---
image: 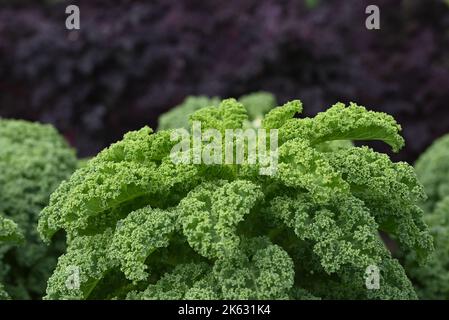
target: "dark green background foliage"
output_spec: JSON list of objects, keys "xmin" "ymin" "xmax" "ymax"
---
[
  {"xmin": 0, "ymin": 119, "xmax": 77, "ymax": 299},
  {"xmin": 0, "ymin": 215, "xmax": 23, "ymax": 299}
]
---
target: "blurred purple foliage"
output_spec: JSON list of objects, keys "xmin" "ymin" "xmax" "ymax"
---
[{"xmin": 0, "ymin": 0, "xmax": 448, "ymax": 161}]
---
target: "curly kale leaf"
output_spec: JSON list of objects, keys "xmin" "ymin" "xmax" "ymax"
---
[
  {"xmin": 277, "ymin": 102, "xmax": 404, "ymax": 151},
  {"xmin": 179, "ymin": 180, "xmax": 264, "ymax": 259},
  {"xmin": 262, "ymin": 100, "xmax": 302, "ymax": 130},
  {"xmin": 127, "ymin": 237, "xmax": 294, "ymax": 300},
  {"xmin": 327, "ymin": 147, "xmax": 432, "ymax": 262},
  {"xmin": 110, "ymin": 206, "xmax": 177, "ymax": 282},
  {"xmin": 126, "ymin": 262, "xmax": 214, "ymax": 300}
]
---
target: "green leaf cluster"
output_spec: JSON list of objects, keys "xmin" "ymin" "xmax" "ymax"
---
[
  {"xmin": 404, "ymin": 134, "xmax": 449, "ymax": 299},
  {"xmin": 0, "ymin": 119, "xmax": 77, "ymax": 299},
  {"xmin": 39, "ymin": 99, "xmax": 432, "ymax": 300}
]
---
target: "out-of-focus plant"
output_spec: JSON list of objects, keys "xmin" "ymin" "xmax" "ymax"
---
[
  {"xmin": 0, "ymin": 216, "xmax": 23, "ymax": 299},
  {"xmin": 0, "ymin": 119, "xmax": 77, "ymax": 299},
  {"xmin": 404, "ymin": 134, "xmax": 449, "ymax": 299},
  {"xmin": 414, "ymin": 135, "xmax": 449, "ymax": 213}
]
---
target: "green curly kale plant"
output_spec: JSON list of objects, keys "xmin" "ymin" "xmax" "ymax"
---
[
  {"xmin": 0, "ymin": 119, "xmax": 77, "ymax": 299},
  {"xmin": 404, "ymin": 134, "xmax": 449, "ymax": 299},
  {"xmin": 39, "ymin": 99, "xmax": 432, "ymax": 300}
]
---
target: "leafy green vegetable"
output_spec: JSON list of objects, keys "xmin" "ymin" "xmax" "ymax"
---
[
  {"xmin": 39, "ymin": 99, "xmax": 432, "ymax": 300},
  {"xmin": 404, "ymin": 134, "xmax": 449, "ymax": 299},
  {"xmin": 0, "ymin": 119, "xmax": 77, "ymax": 299},
  {"xmin": 405, "ymin": 197, "xmax": 449, "ymax": 300}
]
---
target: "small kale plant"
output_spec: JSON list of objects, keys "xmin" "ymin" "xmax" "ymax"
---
[
  {"xmin": 404, "ymin": 134, "xmax": 449, "ymax": 299},
  {"xmin": 0, "ymin": 119, "xmax": 77, "ymax": 299},
  {"xmin": 39, "ymin": 98, "xmax": 432, "ymax": 300}
]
